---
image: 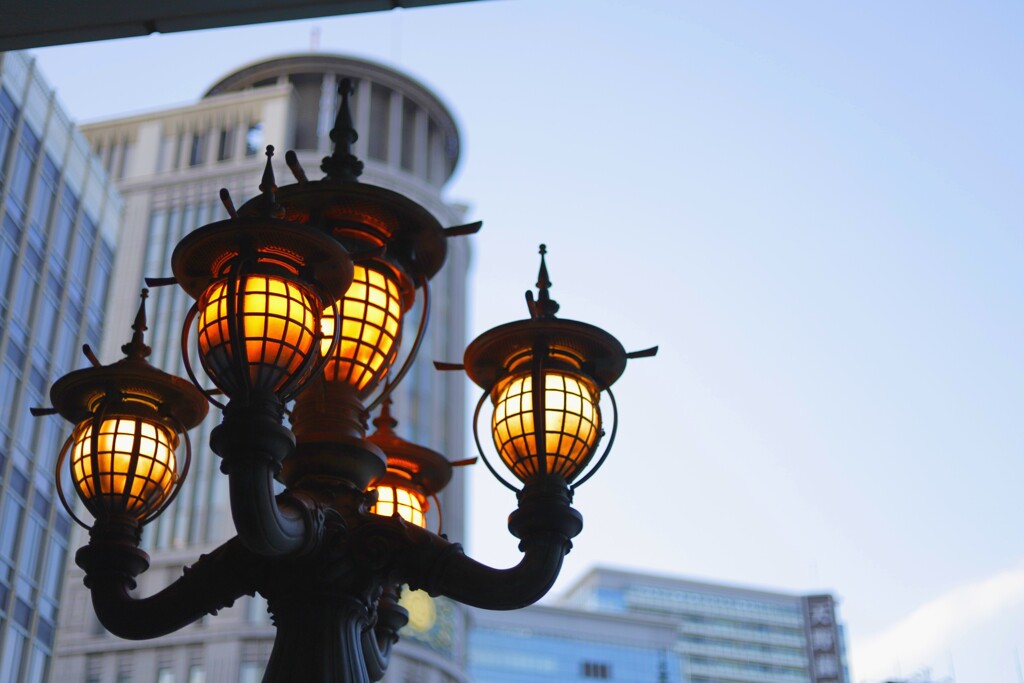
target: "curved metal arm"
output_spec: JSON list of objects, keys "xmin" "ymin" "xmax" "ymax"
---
[
  {"xmin": 395, "ymin": 481, "xmax": 583, "ymax": 610},
  {"xmin": 226, "ymin": 459, "xmax": 315, "ymax": 556},
  {"xmin": 210, "ymin": 396, "xmax": 318, "ymax": 556},
  {"xmin": 78, "ymin": 537, "xmax": 258, "ymax": 640}
]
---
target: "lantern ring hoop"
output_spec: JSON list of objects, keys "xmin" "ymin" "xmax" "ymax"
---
[
  {"xmin": 366, "ymin": 270, "xmax": 431, "ymax": 415},
  {"xmin": 54, "ymin": 433, "xmax": 91, "ymax": 531},
  {"xmin": 180, "ymin": 301, "xmax": 227, "ymax": 411},
  {"xmin": 570, "ymin": 385, "xmax": 618, "ymax": 491},
  {"xmin": 471, "ymin": 387, "xmax": 519, "ymax": 493},
  {"xmin": 430, "ymin": 492, "xmax": 444, "ymax": 534}
]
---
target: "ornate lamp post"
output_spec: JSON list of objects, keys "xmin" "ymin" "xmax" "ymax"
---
[{"xmin": 34, "ymin": 80, "xmax": 655, "ymax": 683}]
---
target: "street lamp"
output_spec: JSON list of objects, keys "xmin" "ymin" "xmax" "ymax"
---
[{"xmin": 35, "ymin": 80, "xmax": 654, "ymax": 683}]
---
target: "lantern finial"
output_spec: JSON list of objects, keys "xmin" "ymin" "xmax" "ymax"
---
[
  {"xmin": 322, "ymin": 78, "xmax": 364, "ymax": 182},
  {"xmin": 372, "ymin": 394, "xmax": 398, "ymax": 433},
  {"xmin": 122, "ymin": 289, "xmax": 153, "ymax": 360},
  {"xmin": 528, "ymin": 244, "xmax": 559, "ymax": 319}
]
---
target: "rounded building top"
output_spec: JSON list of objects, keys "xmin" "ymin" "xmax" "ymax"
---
[{"xmin": 203, "ymin": 53, "xmax": 461, "ymax": 187}]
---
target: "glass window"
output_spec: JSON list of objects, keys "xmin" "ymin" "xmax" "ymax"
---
[
  {"xmin": 0, "ymin": 88, "xmax": 17, "ymax": 178},
  {"xmin": 0, "ymin": 366, "xmax": 19, "ymax": 427},
  {"xmin": 117, "ymin": 138, "xmax": 132, "ymax": 179},
  {"xmin": 41, "ymin": 538, "xmax": 65, "ymax": 602},
  {"xmin": 6, "ymin": 127, "xmax": 40, "ymax": 221},
  {"xmin": 51, "ymin": 208, "xmax": 74, "ymax": 265},
  {"xmin": 12, "ymin": 597, "xmax": 31, "ymax": 628},
  {"xmin": 368, "ymin": 84, "xmax": 391, "ymax": 162},
  {"xmin": 157, "ymin": 667, "xmax": 175, "ymax": 683},
  {"xmin": 31, "ymin": 154, "xmax": 58, "ymax": 232},
  {"xmin": 0, "ymin": 626, "xmax": 26, "ymax": 683},
  {"xmin": 24, "ymin": 645, "xmax": 46, "ymax": 683},
  {"xmin": 0, "ymin": 239, "xmax": 16, "ymax": 294},
  {"xmin": 0, "ymin": 497, "xmax": 21, "ymax": 560},
  {"xmin": 217, "ymin": 126, "xmax": 235, "ymax": 161},
  {"xmin": 188, "ymin": 665, "xmax": 205, "ymax": 683},
  {"xmin": 53, "ymin": 319, "xmax": 78, "ymax": 375},
  {"xmin": 19, "ymin": 515, "xmax": 45, "ymax": 577},
  {"xmin": 245, "ymin": 123, "xmax": 262, "ymax": 157},
  {"xmin": 13, "ymin": 263, "xmax": 37, "ymax": 325},
  {"xmin": 32, "ymin": 296, "xmax": 58, "ymax": 356},
  {"xmin": 3, "ymin": 211, "xmax": 22, "ymax": 247},
  {"xmin": 238, "ymin": 663, "xmax": 262, "ymax": 683},
  {"xmin": 189, "ymin": 131, "xmax": 207, "ymax": 166},
  {"xmin": 401, "ymin": 99, "xmax": 417, "ymax": 172}
]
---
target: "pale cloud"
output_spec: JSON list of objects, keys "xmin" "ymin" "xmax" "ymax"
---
[{"xmin": 852, "ymin": 566, "xmax": 1024, "ymax": 681}]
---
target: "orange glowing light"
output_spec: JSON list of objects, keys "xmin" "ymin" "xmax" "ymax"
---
[
  {"xmin": 70, "ymin": 417, "xmax": 178, "ymax": 519},
  {"xmin": 320, "ymin": 264, "xmax": 403, "ymax": 393},
  {"xmin": 369, "ymin": 484, "xmax": 426, "ymax": 528},
  {"xmin": 491, "ymin": 371, "xmax": 601, "ymax": 483},
  {"xmin": 197, "ymin": 274, "xmax": 318, "ymax": 392}
]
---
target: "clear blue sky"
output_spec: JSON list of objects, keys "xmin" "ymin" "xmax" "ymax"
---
[{"xmin": 32, "ymin": 2, "xmax": 1024, "ymax": 681}]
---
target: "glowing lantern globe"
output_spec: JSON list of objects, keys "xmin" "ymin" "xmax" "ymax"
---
[{"xmin": 41, "ymin": 292, "xmax": 208, "ymax": 528}]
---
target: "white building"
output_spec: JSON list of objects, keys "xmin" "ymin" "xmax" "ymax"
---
[{"xmin": 53, "ymin": 53, "xmax": 473, "ymax": 683}]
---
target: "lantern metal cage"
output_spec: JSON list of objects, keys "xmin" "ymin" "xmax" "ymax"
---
[
  {"xmin": 38, "ymin": 291, "xmax": 208, "ymax": 529},
  {"xmin": 170, "ymin": 147, "xmax": 354, "ymax": 407},
  {"xmin": 459, "ymin": 245, "xmax": 656, "ymax": 492}
]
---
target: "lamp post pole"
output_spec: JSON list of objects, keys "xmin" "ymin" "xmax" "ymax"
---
[{"xmin": 35, "ymin": 80, "xmax": 655, "ymax": 683}]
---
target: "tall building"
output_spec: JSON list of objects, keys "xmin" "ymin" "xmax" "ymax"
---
[
  {"xmin": 469, "ymin": 567, "xmax": 850, "ymax": 683},
  {"xmin": 53, "ymin": 54, "xmax": 472, "ymax": 683},
  {"xmin": 0, "ymin": 51, "xmax": 122, "ymax": 683}
]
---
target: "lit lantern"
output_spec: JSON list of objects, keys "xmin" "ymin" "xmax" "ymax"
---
[
  {"xmin": 491, "ymin": 370, "xmax": 602, "ymax": 482},
  {"xmin": 69, "ymin": 415, "xmax": 179, "ymax": 521},
  {"xmin": 320, "ymin": 262, "xmax": 409, "ymax": 395},
  {"xmin": 170, "ymin": 147, "xmax": 352, "ymax": 403},
  {"xmin": 461, "ymin": 246, "xmax": 655, "ymax": 490},
  {"xmin": 365, "ymin": 399, "xmax": 473, "ymax": 530},
  {"xmin": 38, "ymin": 291, "xmax": 208, "ymax": 528},
  {"xmin": 197, "ymin": 274, "xmax": 319, "ymax": 395}
]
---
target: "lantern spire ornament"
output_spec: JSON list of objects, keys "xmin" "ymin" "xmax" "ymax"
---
[
  {"xmin": 321, "ymin": 78, "xmax": 364, "ymax": 182},
  {"xmin": 530, "ymin": 243, "xmax": 559, "ymax": 319},
  {"xmin": 122, "ymin": 289, "xmax": 152, "ymax": 359}
]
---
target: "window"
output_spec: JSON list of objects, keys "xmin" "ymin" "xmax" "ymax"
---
[
  {"xmin": 582, "ymin": 661, "xmax": 611, "ymax": 679},
  {"xmin": 157, "ymin": 134, "xmax": 176, "ymax": 172},
  {"xmin": 245, "ymin": 123, "xmax": 263, "ymax": 157},
  {"xmin": 0, "ymin": 88, "xmax": 18, "ymax": 177},
  {"xmin": 217, "ymin": 127, "xmax": 235, "ymax": 161},
  {"xmin": 238, "ymin": 663, "xmax": 262, "ymax": 683},
  {"xmin": 30, "ymin": 155, "xmax": 58, "ymax": 232},
  {"xmin": 0, "ymin": 627, "xmax": 27, "ymax": 683},
  {"xmin": 368, "ymin": 84, "xmax": 391, "ymax": 162},
  {"xmin": 189, "ymin": 131, "xmax": 207, "ymax": 166},
  {"xmin": 117, "ymin": 138, "xmax": 132, "ymax": 179},
  {"xmin": 400, "ymin": 98, "xmax": 417, "ymax": 172},
  {"xmin": 156, "ymin": 667, "xmax": 175, "ymax": 683}
]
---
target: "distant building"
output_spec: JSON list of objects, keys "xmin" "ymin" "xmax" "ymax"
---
[
  {"xmin": 52, "ymin": 54, "xmax": 472, "ymax": 683},
  {"xmin": 0, "ymin": 51, "xmax": 121, "ymax": 683},
  {"xmin": 470, "ymin": 567, "xmax": 850, "ymax": 683}
]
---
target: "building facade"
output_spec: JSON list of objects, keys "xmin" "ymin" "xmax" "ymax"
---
[
  {"xmin": 470, "ymin": 567, "xmax": 850, "ymax": 683},
  {"xmin": 53, "ymin": 54, "xmax": 472, "ymax": 683},
  {"xmin": 0, "ymin": 51, "xmax": 122, "ymax": 683}
]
